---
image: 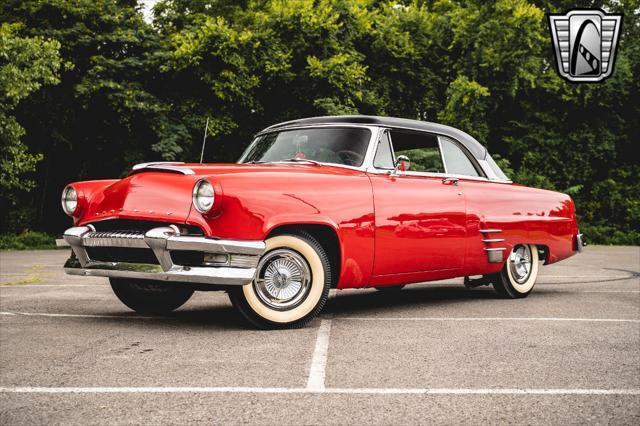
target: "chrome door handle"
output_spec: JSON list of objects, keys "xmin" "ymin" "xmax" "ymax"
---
[{"xmin": 442, "ymin": 177, "xmax": 459, "ymax": 186}]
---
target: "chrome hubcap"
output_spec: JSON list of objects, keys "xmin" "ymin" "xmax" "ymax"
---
[
  {"xmin": 254, "ymin": 249, "xmax": 312, "ymax": 310},
  {"xmin": 509, "ymin": 245, "xmax": 532, "ymax": 284}
]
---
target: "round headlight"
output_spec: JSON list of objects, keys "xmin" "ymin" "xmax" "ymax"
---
[
  {"xmin": 61, "ymin": 186, "xmax": 78, "ymax": 216},
  {"xmin": 193, "ymin": 179, "xmax": 215, "ymax": 213}
]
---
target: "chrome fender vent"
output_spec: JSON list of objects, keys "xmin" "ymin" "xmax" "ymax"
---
[{"xmin": 479, "ymin": 229, "xmax": 505, "ymax": 263}]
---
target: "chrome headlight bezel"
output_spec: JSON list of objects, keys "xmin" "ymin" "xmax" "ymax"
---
[
  {"xmin": 61, "ymin": 185, "xmax": 78, "ymax": 216},
  {"xmin": 192, "ymin": 179, "xmax": 215, "ymax": 213}
]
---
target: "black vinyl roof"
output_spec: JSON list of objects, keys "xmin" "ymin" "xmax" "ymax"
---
[{"xmin": 260, "ymin": 115, "xmax": 488, "ymax": 160}]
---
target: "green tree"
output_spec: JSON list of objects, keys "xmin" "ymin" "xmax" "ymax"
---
[
  {"xmin": 0, "ymin": 0, "xmax": 637, "ymax": 244},
  {"xmin": 0, "ymin": 23, "xmax": 61, "ymax": 204},
  {"xmin": 438, "ymin": 75, "xmax": 490, "ymax": 141},
  {"xmin": 0, "ymin": 0, "xmax": 189, "ymax": 232}
]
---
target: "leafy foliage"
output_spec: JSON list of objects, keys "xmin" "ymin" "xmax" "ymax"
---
[
  {"xmin": 0, "ymin": 0, "xmax": 637, "ymax": 245},
  {"xmin": 0, "ymin": 230, "xmax": 56, "ymax": 250},
  {"xmin": 438, "ymin": 75, "xmax": 490, "ymax": 141},
  {"xmin": 0, "ymin": 23, "xmax": 61, "ymax": 203}
]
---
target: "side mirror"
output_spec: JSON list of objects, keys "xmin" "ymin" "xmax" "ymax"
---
[{"xmin": 395, "ymin": 155, "xmax": 410, "ymax": 173}]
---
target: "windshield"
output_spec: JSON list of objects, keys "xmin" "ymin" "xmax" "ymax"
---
[{"xmin": 240, "ymin": 127, "xmax": 371, "ymax": 167}]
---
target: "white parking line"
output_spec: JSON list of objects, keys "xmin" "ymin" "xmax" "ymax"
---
[
  {"xmin": 0, "ymin": 311, "xmax": 168, "ymax": 320},
  {"xmin": 338, "ymin": 317, "xmax": 640, "ymax": 323},
  {"xmin": 0, "ymin": 386, "xmax": 638, "ymax": 395},
  {"xmin": 542, "ymin": 290, "xmax": 640, "ymax": 293},
  {"xmin": 538, "ymin": 275, "xmax": 636, "ymax": 279},
  {"xmin": 307, "ymin": 319, "xmax": 332, "ymax": 391},
  {"xmin": 0, "ymin": 284, "xmax": 105, "ymax": 288}
]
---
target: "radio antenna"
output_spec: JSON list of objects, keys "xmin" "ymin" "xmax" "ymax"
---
[{"xmin": 199, "ymin": 117, "xmax": 209, "ymax": 163}]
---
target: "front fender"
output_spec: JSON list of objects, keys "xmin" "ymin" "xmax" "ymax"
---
[
  {"xmin": 186, "ymin": 171, "xmax": 375, "ymax": 288},
  {"xmin": 65, "ymin": 180, "xmax": 119, "ymax": 225}
]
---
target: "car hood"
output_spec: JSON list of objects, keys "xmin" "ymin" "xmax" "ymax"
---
[
  {"xmin": 79, "ymin": 163, "xmax": 365, "ymax": 227},
  {"xmin": 81, "ymin": 172, "xmax": 200, "ymax": 226}
]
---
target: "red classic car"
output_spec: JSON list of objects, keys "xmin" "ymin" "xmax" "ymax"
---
[{"xmin": 61, "ymin": 116, "xmax": 584, "ymax": 328}]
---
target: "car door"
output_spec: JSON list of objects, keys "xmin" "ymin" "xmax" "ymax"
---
[{"xmin": 368, "ymin": 129, "xmax": 467, "ymax": 276}]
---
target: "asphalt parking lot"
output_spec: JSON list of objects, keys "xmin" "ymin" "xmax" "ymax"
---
[{"xmin": 0, "ymin": 246, "xmax": 638, "ymax": 425}]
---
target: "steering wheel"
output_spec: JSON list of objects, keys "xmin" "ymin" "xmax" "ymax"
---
[{"xmin": 337, "ymin": 150, "xmax": 364, "ymax": 166}]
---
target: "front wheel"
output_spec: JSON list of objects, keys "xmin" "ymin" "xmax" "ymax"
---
[
  {"xmin": 110, "ymin": 278, "xmax": 194, "ymax": 314},
  {"xmin": 228, "ymin": 232, "xmax": 331, "ymax": 329},
  {"xmin": 489, "ymin": 244, "xmax": 539, "ymax": 299}
]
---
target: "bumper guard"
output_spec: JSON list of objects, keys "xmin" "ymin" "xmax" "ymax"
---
[{"xmin": 63, "ymin": 225, "xmax": 265, "ymax": 286}]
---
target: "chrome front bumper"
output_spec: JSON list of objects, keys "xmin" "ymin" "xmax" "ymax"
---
[{"xmin": 63, "ymin": 225, "xmax": 265, "ymax": 286}]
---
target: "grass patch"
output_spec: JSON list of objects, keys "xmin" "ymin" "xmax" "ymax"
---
[
  {"xmin": 0, "ymin": 231, "xmax": 57, "ymax": 250},
  {"xmin": 0, "ymin": 275, "xmax": 43, "ymax": 286},
  {"xmin": 0, "ymin": 264, "xmax": 47, "ymax": 286}
]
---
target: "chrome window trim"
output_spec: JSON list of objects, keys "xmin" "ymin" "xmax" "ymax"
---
[
  {"xmin": 367, "ymin": 127, "xmax": 399, "ymax": 174},
  {"xmin": 241, "ymin": 122, "xmax": 512, "ymax": 182},
  {"xmin": 438, "ymin": 135, "xmax": 486, "ymax": 179},
  {"xmin": 366, "ymin": 127, "xmax": 511, "ymax": 183},
  {"xmin": 367, "ymin": 127, "xmax": 487, "ymax": 181},
  {"xmin": 390, "ymin": 171, "xmax": 491, "ymax": 182},
  {"xmin": 237, "ymin": 138, "xmax": 259, "ymax": 164},
  {"xmin": 238, "ymin": 124, "xmax": 379, "ymax": 172},
  {"xmin": 359, "ymin": 123, "xmax": 487, "ymax": 158},
  {"xmin": 370, "ymin": 128, "xmax": 395, "ymax": 171},
  {"xmin": 438, "ymin": 136, "xmax": 448, "ymax": 174},
  {"xmin": 254, "ymin": 123, "xmax": 376, "ymax": 136},
  {"xmin": 260, "ymin": 115, "xmax": 487, "ymax": 157},
  {"xmin": 477, "ymin": 159, "xmax": 513, "ymax": 183}
]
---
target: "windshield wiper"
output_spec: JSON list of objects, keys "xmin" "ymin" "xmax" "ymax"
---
[{"xmin": 280, "ymin": 158, "xmax": 322, "ymax": 166}]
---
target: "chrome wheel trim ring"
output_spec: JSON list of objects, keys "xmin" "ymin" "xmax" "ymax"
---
[
  {"xmin": 509, "ymin": 245, "xmax": 533, "ymax": 284},
  {"xmin": 253, "ymin": 248, "xmax": 312, "ymax": 311}
]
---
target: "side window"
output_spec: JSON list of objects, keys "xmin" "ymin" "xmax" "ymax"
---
[
  {"xmin": 440, "ymin": 137, "xmax": 480, "ymax": 177},
  {"xmin": 373, "ymin": 131, "xmax": 395, "ymax": 169},
  {"xmin": 391, "ymin": 130, "xmax": 444, "ymax": 173}
]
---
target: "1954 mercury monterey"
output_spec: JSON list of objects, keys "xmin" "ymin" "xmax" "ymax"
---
[{"xmin": 61, "ymin": 116, "xmax": 584, "ymax": 328}]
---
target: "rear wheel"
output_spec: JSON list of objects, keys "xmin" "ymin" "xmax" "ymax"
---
[
  {"xmin": 228, "ymin": 232, "xmax": 331, "ymax": 329},
  {"xmin": 490, "ymin": 244, "xmax": 539, "ymax": 299},
  {"xmin": 110, "ymin": 278, "xmax": 194, "ymax": 314}
]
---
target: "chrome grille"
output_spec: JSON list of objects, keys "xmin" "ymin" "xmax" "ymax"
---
[
  {"xmin": 89, "ymin": 219, "xmax": 203, "ymax": 235},
  {"xmin": 88, "ymin": 230, "xmax": 145, "ymax": 238},
  {"xmin": 81, "ymin": 230, "xmax": 147, "ymax": 248}
]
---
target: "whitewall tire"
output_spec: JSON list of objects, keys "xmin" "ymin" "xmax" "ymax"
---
[
  {"xmin": 228, "ymin": 232, "xmax": 332, "ymax": 329},
  {"xmin": 490, "ymin": 244, "xmax": 539, "ymax": 299}
]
